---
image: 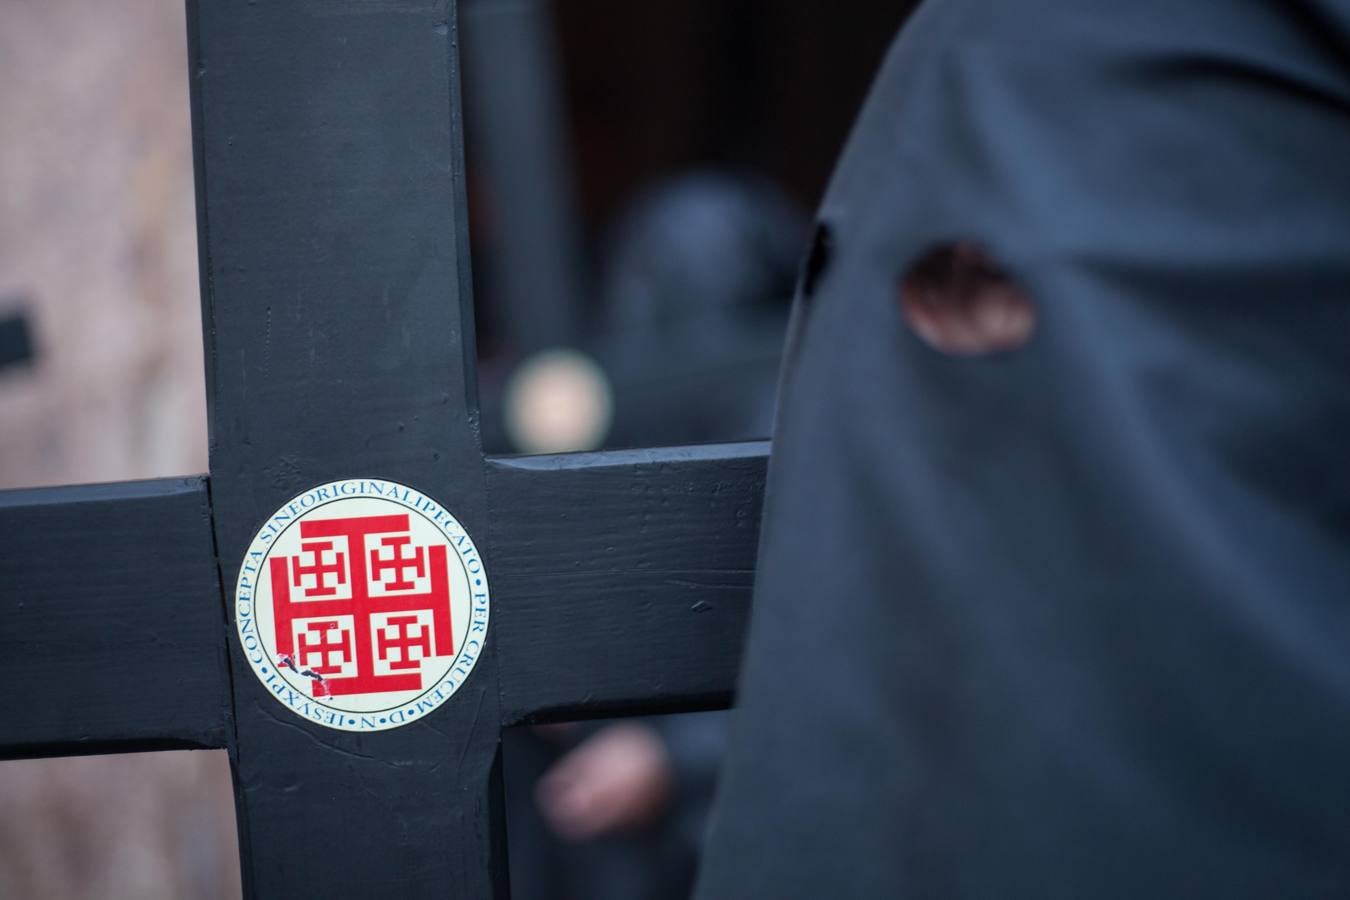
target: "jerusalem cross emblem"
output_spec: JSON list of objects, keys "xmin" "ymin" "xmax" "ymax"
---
[
  {"xmin": 235, "ymin": 479, "xmax": 490, "ymax": 732},
  {"xmin": 271, "ymin": 512, "xmax": 453, "ymax": 697}
]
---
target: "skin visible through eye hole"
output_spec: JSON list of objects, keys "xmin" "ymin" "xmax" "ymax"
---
[{"xmin": 898, "ymin": 242, "xmax": 1036, "ymax": 356}]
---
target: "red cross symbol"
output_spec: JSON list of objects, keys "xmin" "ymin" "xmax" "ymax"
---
[
  {"xmin": 292, "ymin": 539, "xmax": 346, "ymax": 596},
  {"xmin": 369, "ymin": 536, "xmax": 426, "ymax": 591},
  {"xmin": 270, "ymin": 513, "xmax": 454, "ymax": 697},
  {"xmin": 297, "ymin": 620, "xmax": 353, "ymax": 674},
  {"xmin": 377, "ymin": 615, "xmax": 432, "ymax": 670}
]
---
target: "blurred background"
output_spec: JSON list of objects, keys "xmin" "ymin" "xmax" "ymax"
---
[{"xmin": 0, "ymin": 0, "xmax": 911, "ymax": 896}]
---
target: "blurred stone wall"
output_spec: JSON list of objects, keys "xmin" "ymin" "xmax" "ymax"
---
[
  {"xmin": 0, "ymin": 0, "xmax": 207, "ymax": 486},
  {"xmin": 0, "ymin": 0, "xmax": 239, "ymax": 897}
]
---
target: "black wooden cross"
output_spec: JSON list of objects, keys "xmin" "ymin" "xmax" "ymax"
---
[{"xmin": 0, "ymin": 2, "xmax": 766, "ymax": 896}]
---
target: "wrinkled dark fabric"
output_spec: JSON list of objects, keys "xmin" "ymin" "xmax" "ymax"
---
[{"xmin": 695, "ymin": 1, "xmax": 1350, "ymax": 897}]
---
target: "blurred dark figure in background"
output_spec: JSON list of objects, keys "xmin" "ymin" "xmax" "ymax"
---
[
  {"xmin": 461, "ymin": 0, "xmax": 912, "ymax": 446},
  {"xmin": 504, "ymin": 172, "xmax": 806, "ymax": 900},
  {"xmin": 599, "ymin": 172, "xmax": 805, "ymax": 448}
]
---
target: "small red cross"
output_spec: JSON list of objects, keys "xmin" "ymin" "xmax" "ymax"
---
[
  {"xmin": 377, "ymin": 615, "xmax": 432, "ymax": 670},
  {"xmin": 291, "ymin": 539, "xmax": 347, "ymax": 597},
  {"xmin": 369, "ymin": 535, "xmax": 426, "ymax": 591},
  {"xmin": 297, "ymin": 620, "xmax": 352, "ymax": 673}
]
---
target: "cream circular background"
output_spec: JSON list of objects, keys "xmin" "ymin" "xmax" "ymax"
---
[{"xmin": 234, "ymin": 479, "xmax": 489, "ymax": 732}]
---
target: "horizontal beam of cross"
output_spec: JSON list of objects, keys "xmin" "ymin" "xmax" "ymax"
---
[
  {"xmin": 0, "ymin": 443, "xmax": 763, "ymax": 895},
  {"xmin": 490, "ymin": 442, "xmax": 765, "ymax": 725},
  {"xmin": 0, "ymin": 477, "xmax": 228, "ymax": 759},
  {"xmin": 0, "ymin": 443, "xmax": 763, "ymax": 759}
]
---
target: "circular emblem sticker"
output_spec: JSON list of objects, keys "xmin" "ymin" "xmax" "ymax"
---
[{"xmin": 234, "ymin": 478, "xmax": 489, "ymax": 732}]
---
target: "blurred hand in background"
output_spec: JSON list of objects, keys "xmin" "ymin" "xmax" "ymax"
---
[{"xmin": 537, "ymin": 723, "xmax": 674, "ymax": 841}]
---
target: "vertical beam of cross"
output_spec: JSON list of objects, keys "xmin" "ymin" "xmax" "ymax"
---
[
  {"xmin": 460, "ymin": 0, "xmax": 585, "ymax": 353},
  {"xmin": 186, "ymin": 1, "xmax": 505, "ymax": 895}
]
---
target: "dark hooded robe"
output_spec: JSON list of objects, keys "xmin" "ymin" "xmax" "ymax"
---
[{"xmin": 695, "ymin": 1, "xmax": 1350, "ymax": 897}]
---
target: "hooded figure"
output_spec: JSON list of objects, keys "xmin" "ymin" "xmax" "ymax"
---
[{"xmin": 695, "ymin": 1, "xmax": 1350, "ymax": 897}]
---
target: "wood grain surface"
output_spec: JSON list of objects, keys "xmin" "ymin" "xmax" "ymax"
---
[
  {"xmin": 187, "ymin": 0, "xmax": 506, "ymax": 895},
  {"xmin": 0, "ymin": 477, "xmax": 227, "ymax": 758},
  {"xmin": 490, "ymin": 443, "xmax": 765, "ymax": 726}
]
